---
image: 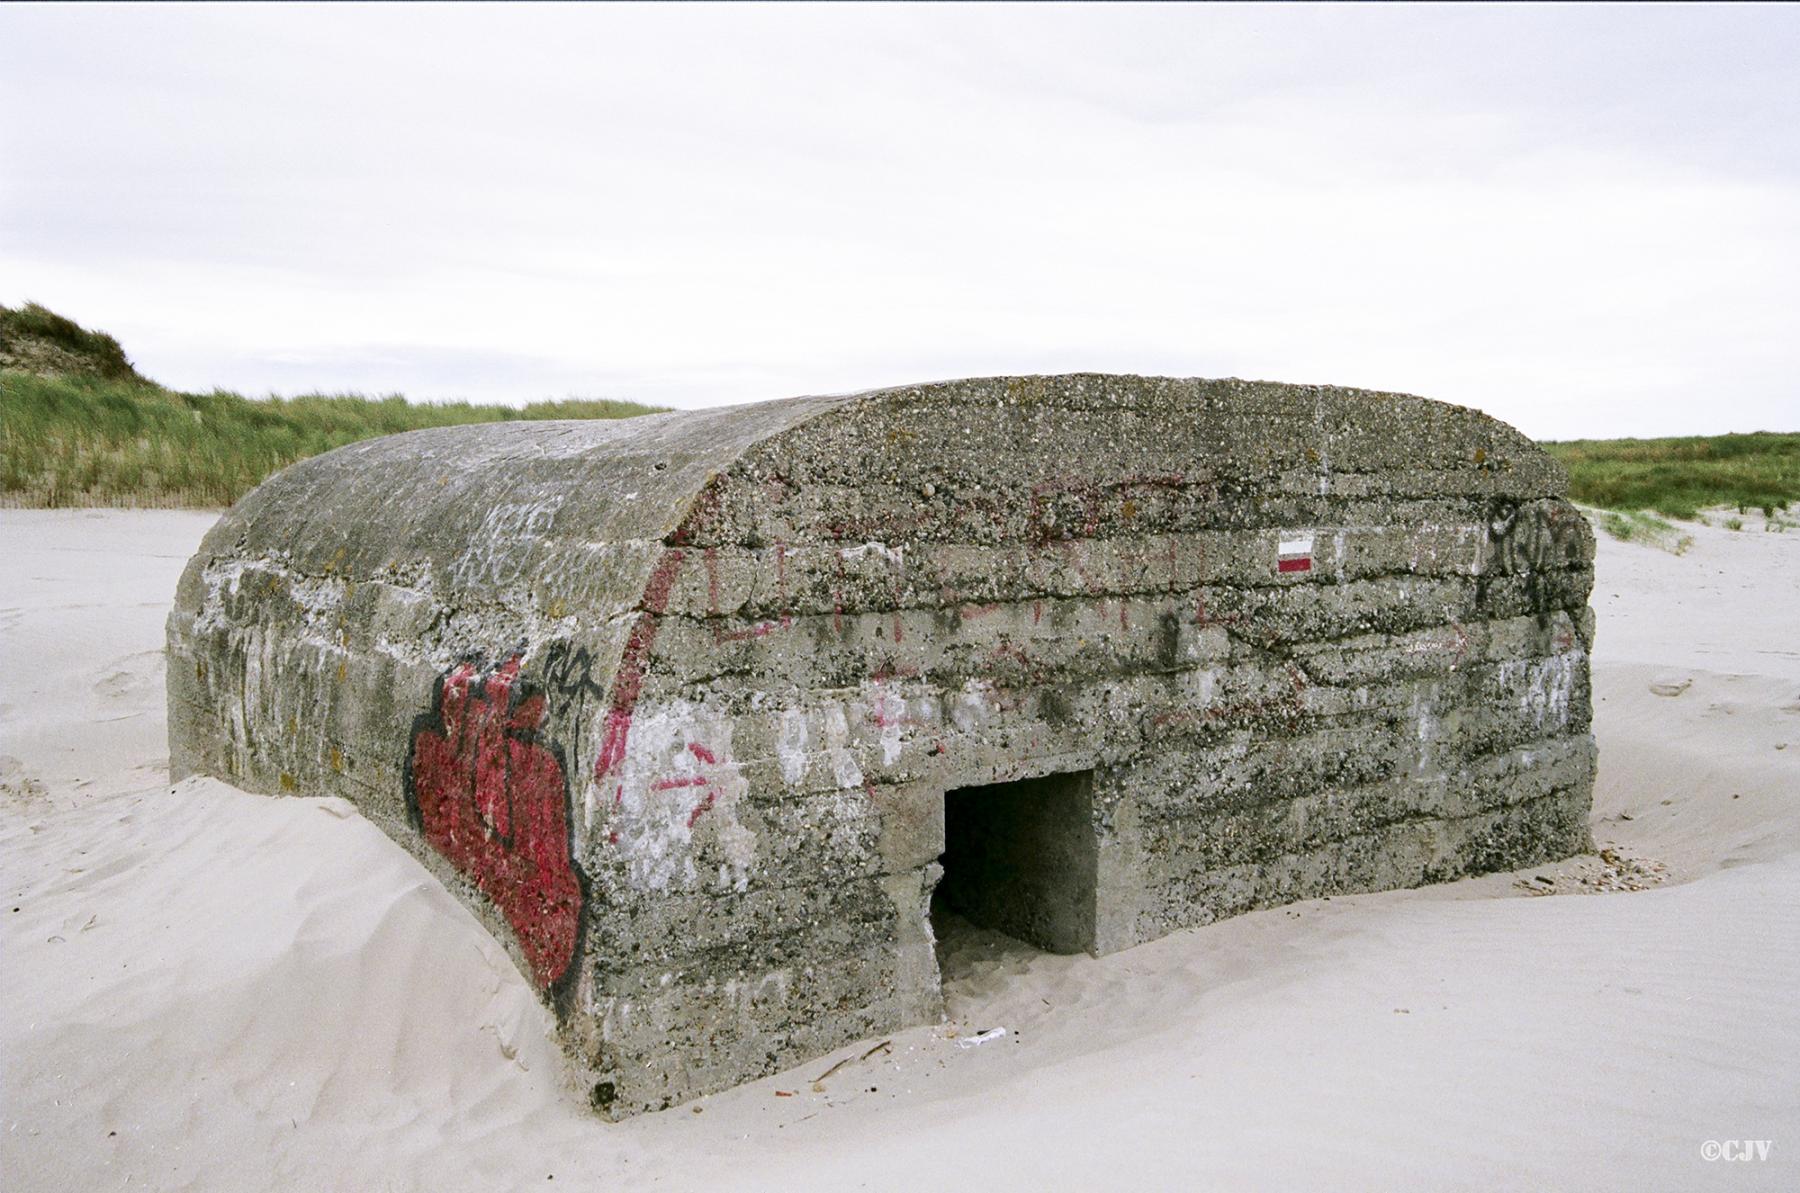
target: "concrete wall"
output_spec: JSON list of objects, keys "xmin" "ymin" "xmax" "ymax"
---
[{"xmin": 167, "ymin": 375, "xmax": 1595, "ymax": 1116}]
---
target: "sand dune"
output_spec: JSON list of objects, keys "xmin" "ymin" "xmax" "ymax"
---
[{"xmin": 3, "ymin": 509, "xmax": 1795, "ymax": 1191}]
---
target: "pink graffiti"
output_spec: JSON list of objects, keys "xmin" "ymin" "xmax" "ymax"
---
[
  {"xmin": 594, "ymin": 549, "xmax": 687, "ymax": 804},
  {"xmin": 409, "ymin": 656, "xmax": 582, "ymax": 991}
]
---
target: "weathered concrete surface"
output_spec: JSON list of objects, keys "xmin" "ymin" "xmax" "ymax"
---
[{"xmin": 166, "ymin": 374, "xmax": 1596, "ymax": 1116}]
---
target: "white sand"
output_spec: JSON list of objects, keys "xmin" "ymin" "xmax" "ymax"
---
[{"xmin": 3, "ymin": 509, "xmax": 1796, "ymax": 1191}]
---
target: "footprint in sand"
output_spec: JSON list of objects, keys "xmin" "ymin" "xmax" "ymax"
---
[
  {"xmin": 92, "ymin": 650, "xmax": 166, "ymax": 703},
  {"xmin": 0, "ymin": 755, "xmax": 50, "ymax": 806}
]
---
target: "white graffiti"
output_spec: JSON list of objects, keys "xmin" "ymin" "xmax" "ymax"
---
[
  {"xmin": 1409, "ymin": 688, "xmax": 1444, "ymax": 778},
  {"xmin": 869, "ymin": 681, "xmax": 908, "ymax": 765},
  {"xmin": 1499, "ymin": 653, "xmax": 1579, "ymax": 732},
  {"xmin": 823, "ymin": 704, "xmax": 863, "ymax": 790},
  {"xmin": 838, "ymin": 541, "xmax": 905, "ymax": 567},
  {"xmin": 767, "ymin": 680, "xmax": 969, "ymax": 793},
  {"xmin": 449, "ymin": 500, "xmax": 560, "ymax": 586},
  {"xmin": 596, "ymin": 700, "xmax": 756, "ymax": 893},
  {"xmin": 949, "ymin": 679, "xmax": 995, "ymax": 733},
  {"xmin": 776, "ymin": 707, "xmax": 810, "ymax": 786}
]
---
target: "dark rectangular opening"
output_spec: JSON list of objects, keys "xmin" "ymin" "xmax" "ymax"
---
[{"xmin": 932, "ymin": 770, "xmax": 1097, "ymax": 956}]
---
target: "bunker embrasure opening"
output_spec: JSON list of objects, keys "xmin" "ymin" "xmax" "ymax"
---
[{"xmin": 932, "ymin": 770, "xmax": 1099, "ymax": 956}]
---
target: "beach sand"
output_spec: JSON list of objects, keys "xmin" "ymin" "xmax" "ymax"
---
[{"xmin": 3, "ymin": 508, "xmax": 1795, "ymax": 1191}]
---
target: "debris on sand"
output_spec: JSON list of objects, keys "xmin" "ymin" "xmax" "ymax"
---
[{"xmin": 1515, "ymin": 847, "xmax": 1669, "ymax": 896}]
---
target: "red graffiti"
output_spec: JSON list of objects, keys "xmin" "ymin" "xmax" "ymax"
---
[
  {"xmin": 594, "ymin": 549, "xmax": 687, "ymax": 803},
  {"xmin": 588, "ymin": 547, "xmax": 744, "ymax": 839},
  {"xmin": 1192, "ymin": 590, "xmax": 1247, "ymax": 629},
  {"xmin": 685, "ymin": 789, "xmax": 717, "ymax": 828},
  {"xmin": 704, "ymin": 546, "xmax": 722, "ymax": 613},
  {"xmin": 409, "ymin": 656, "xmax": 583, "ymax": 991},
  {"xmin": 702, "ymin": 545, "xmax": 796, "ymax": 644},
  {"xmin": 712, "ymin": 616, "xmax": 795, "ymax": 644}
]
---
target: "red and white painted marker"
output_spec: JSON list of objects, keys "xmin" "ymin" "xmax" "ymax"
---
[{"xmin": 1277, "ymin": 533, "xmax": 1314, "ymax": 575}]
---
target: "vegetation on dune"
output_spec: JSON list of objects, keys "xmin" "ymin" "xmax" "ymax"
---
[
  {"xmin": 1588, "ymin": 508, "xmax": 1693, "ymax": 555},
  {"xmin": 1, "ymin": 373, "xmax": 664, "ymax": 508},
  {"xmin": 5, "ymin": 303, "xmax": 1797, "ymax": 515},
  {"xmin": 1544, "ymin": 432, "xmax": 1800, "ymax": 521},
  {"xmin": 0, "ymin": 303, "xmax": 663, "ymax": 508},
  {"xmin": 0, "ymin": 302, "xmax": 144, "ymax": 382}
]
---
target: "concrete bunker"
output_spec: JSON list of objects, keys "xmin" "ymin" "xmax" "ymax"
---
[{"xmin": 166, "ymin": 374, "xmax": 1597, "ymax": 1117}]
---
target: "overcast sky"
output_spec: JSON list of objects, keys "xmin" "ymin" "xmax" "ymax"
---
[{"xmin": 3, "ymin": 3, "xmax": 1795, "ymax": 438}]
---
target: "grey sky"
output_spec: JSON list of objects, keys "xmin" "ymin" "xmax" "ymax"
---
[{"xmin": 3, "ymin": 3, "xmax": 1795, "ymax": 438}]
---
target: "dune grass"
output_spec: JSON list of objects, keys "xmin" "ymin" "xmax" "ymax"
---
[
  {"xmin": 0, "ymin": 372, "xmax": 662, "ymax": 508},
  {"xmin": 1589, "ymin": 508, "xmax": 1694, "ymax": 554},
  {"xmin": 5, "ymin": 299, "xmax": 1795, "ymax": 514},
  {"xmin": 1544, "ymin": 432, "xmax": 1800, "ymax": 521},
  {"xmin": 0, "ymin": 302, "xmax": 141, "ymax": 381}
]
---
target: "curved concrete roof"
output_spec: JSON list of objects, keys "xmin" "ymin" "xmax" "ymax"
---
[{"xmin": 176, "ymin": 373, "xmax": 1561, "ymax": 640}]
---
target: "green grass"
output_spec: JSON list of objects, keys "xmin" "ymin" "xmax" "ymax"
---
[
  {"xmin": 1, "ymin": 372, "xmax": 662, "ymax": 508},
  {"xmin": 0, "ymin": 302, "xmax": 142, "ymax": 381},
  {"xmin": 6, "ymin": 302, "xmax": 1797, "ymax": 513},
  {"xmin": 1591, "ymin": 508, "xmax": 1693, "ymax": 554},
  {"xmin": 1545, "ymin": 432, "xmax": 1800, "ymax": 520}
]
